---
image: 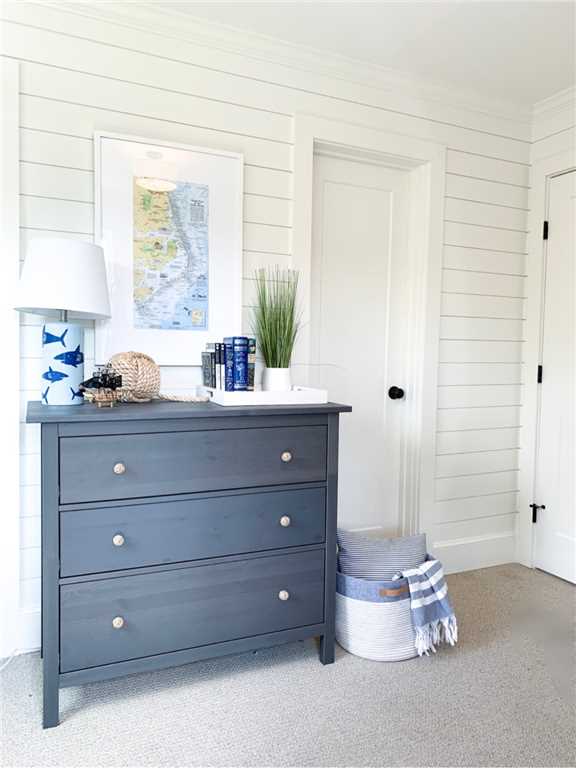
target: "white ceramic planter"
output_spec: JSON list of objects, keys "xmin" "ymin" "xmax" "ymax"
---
[{"xmin": 262, "ymin": 367, "xmax": 291, "ymax": 392}]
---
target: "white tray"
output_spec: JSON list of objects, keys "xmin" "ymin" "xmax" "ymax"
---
[{"xmin": 206, "ymin": 386, "xmax": 328, "ymax": 406}]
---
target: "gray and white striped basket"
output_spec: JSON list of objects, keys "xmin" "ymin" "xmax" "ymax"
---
[{"xmin": 335, "ymin": 571, "xmax": 417, "ymax": 662}]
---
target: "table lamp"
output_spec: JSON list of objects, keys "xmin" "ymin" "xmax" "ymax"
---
[{"xmin": 15, "ymin": 238, "xmax": 111, "ymax": 406}]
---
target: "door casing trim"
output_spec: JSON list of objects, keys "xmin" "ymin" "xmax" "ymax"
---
[
  {"xmin": 518, "ymin": 148, "xmax": 576, "ymax": 568},
  {"xmin": 293, "ymin": 114, "xmax": 445, "ymax": 535}
]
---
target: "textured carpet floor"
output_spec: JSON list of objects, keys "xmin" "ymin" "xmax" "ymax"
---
[{"xmin": 1, "ymin": 564, "xmax": 575, "ymax": 768}]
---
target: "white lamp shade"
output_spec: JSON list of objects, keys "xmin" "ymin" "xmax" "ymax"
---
[{"xmin": 15, "ymin": 238, "xmax": 111, "ymax": 319}]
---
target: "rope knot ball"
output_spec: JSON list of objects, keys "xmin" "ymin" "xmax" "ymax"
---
[
  {"xmin": 108, "ymin": 351, "xmax": 161, "ymax": 402},
  {"xmin": 107, "ymin": 351, "xmax": 208, "ymax": 403}
]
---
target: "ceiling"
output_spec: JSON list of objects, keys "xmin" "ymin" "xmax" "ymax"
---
[{"xmin": 158, "ymin": 1, "xmax": 576, "ymax": 107}]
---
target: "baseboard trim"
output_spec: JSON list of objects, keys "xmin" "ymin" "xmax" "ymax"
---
[
  {"xmin": 16, "ymin": 607, "xmax": 40, "ymax": 655},
  {"xmin": 348, "ymin": 526, "xmax": 516, "ymax": 575},
  {"xmin": 431, "ymin": 532, "xmax": 516, "ymax": 574}
]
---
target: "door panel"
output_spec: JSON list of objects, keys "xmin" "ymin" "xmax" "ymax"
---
[
  {"xmin": 311, "ymin": 154, "xmax": 409, "ymax": 532},
  {"xmin": 534, "ymin": 170, "xmax": 576, "ymax": 583}
]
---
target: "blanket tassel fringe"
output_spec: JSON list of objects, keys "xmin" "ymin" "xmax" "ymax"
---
[{"xmin": 415, "ymin": 616, "xmax": 458, "ymax": 656}]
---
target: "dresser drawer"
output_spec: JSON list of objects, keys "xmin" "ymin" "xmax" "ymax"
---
[
  {"xmin": 60, "ymin": 549, "xmax": 324, "ymax": 672},
  {"xmin": 59, "ymin": 427, "xmax": 327, "ymax": 504},
  {"xmin": 60, "ymin": 488, "xmax": 326, "ymax": 577}
]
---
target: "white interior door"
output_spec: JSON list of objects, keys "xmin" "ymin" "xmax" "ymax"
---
[
  {"xmin": 311, "ymin": 152, "xmax": 410, "ymax": 533},
  {"xmin": 534, "ymin": 169, "xmax": 576, "ymax": 583}
]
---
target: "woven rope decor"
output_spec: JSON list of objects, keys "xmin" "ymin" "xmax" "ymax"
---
[{"xmin": 108, "ymin": 351, "xmax": 208, "ymax": 403}]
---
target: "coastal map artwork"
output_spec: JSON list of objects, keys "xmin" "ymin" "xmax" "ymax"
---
[{"xmin": 133, "ymin": 179, "xmax": 209, "ymax": 331}]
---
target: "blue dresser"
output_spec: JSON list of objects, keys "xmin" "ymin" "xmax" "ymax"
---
[{"xmin": 27, "ymin": 400, "xmax": 351, "ymax": 728}]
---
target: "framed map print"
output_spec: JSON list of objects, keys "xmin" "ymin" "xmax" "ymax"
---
[{"xmin": 94, "ymin": 132, "xmax": 243, "ymax": 365}]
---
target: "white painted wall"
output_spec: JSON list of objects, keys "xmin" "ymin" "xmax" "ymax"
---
[{"xmin": 1, "ymin": 1, "xmax": 531, "ymax": 654}]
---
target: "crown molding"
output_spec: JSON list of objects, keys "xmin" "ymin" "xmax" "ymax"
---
[
  {"xmin": 533, "ymin": 85, "xmax": 576, "ymax": 119},
  {"xmin": 35, "ymin": 0, "xmax": 532, "ymax": 129},
  {"xmin": 532, "ymin": 85, "xmax": 576, "ymax": 142}
]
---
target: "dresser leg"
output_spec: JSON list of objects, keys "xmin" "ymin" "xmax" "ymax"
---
[
  {"xmin": 41, "ymin": 423, "xmax": 60, "ymax": 728},
  {"xmin": 319, "ymin": 633, "xmax": 335, "ymax": 665},
  {"xmin": 43, "ymin": 677, "xmax": 59, "ymax": 728}
]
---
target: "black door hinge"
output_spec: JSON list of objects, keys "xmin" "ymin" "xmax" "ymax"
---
[
  {"xmin": 530, "ymin": 503, "xmax": 546, "ymax": 523},
  {"xmin": 537, "ymin": 365, "xmax": 543, "ymax": 383},
  {"xmin": 543, "ymin": 221, "xmax": 549, "ymax": 240}
]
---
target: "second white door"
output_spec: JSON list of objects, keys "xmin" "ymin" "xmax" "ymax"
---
[
  {"xmin": 534, "ymin": 169, "xmax": 576, "ymax": 583},
  {"xmin": 311, "ymin": 152, "xmax": 411, "ymax": 533}
]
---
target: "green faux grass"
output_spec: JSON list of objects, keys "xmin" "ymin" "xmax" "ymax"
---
[{"xmin": 252, "ymin": 267, "xmax": 300, "ymax": 368}]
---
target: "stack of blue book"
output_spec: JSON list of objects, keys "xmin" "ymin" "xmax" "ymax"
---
[{"xmin": 202, "ymin": 337, "xmax": 256, "ymax": 392}]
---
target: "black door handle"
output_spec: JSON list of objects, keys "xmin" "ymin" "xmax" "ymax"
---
[{"xmin": 388, "ymin": 386, "xmax": 405, "ymax": 400}]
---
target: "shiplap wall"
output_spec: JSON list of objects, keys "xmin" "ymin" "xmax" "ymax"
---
[
  {"xmin": 431, "ymin": 147, "xmax": 528, "ymax": 570},
  {"xmin": 2, "ymin": 2, "xmax": 531, "ymax": 649}
]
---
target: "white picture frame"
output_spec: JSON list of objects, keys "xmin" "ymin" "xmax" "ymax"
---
[{"xmin": 94, "ymin": 132, "xmax": 243, "ymax": 366}]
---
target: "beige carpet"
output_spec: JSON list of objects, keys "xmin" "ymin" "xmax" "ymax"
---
[{"xmin": 1, "ymin": 564, "xmax": 575, "ymax": 768}]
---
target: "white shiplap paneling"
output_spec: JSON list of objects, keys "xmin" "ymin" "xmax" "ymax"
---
[
  {"xmin": 437, "ymin": 427, "xmax": 521, "ymax": 454},
  {"xmin": 445, "ymin": 149, "xmax": 530, "ymax": 187},
  {"xmin": 3, "ymin": 5, "xmax": 530, "ymax": 630},
  {"xmin": 437, "ymin": 362, "xmax": 524, "ymax": 386},
  {"xmin": 445, "ymin": 173, "xmax": 529, "ymax": 210},
  {"xmin": 443, "ymin": 245, "xmax": 525, "ymax": 276},
  {"xmin": 436, "ymin": 448, "xmax": 520, "ymax": 477}
]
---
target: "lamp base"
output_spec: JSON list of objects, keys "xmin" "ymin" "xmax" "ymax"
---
[{"xmin": 41, "ymin": 322, "xmax": 85, "ymax": 406}]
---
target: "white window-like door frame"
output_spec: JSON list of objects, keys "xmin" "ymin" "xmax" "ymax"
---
[
  {"xmin": 292, "ymin": 114, "xmax": 445, "ymax": 535},
  {"xmin": 518, "ymin": 146, "xmax": 576, "ymax": 567}
]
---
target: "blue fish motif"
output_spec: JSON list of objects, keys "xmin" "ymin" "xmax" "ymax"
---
[
  {"xmin": 70, "ymin": 387, "xmax": 83, "ymax": 401},
  {"xmin": 42, "ymin": 366, "xmax": 68, "ymax": 383},
  {"xmin": 41, "ymin": 387, "xmax": 50, "ymax": 404},
  {"xmin": 42, "ymin": 326, "xmax": 68, "ymax": 348},
  {"xmin": 54, "ymin": 345, "xmax": 84, "ymax": 368}
]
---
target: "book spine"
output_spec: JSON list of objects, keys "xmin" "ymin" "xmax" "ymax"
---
[
  {"xmin": 215, "ymin": 343, "xmax": 222, "ymax": 389},
  {"xmin": 224, "ymin": 342, "xmax": 235, "ymax": 391},
  {"xmin": 233, "ymin": 339, "xmax": 248, "ymax": 391},
  {"xmin": 224, "ymin": 336, "xmax": 248, "ymax": 391},
  {"xmin": 234, "ymin": 344, "xmax": 248, "ymax": 392},
  {"xmin": 220, "ymin": 343, "xmax": 226, "ymax": 389},
  {"xmin": 217, "ymin": 344, "xmax": 224, "ymax": 389},
  {"xmin": 247, "ymin": 337, "xmax": 256, "ymax": 391},
  {"xmin": 201, "ymin": 352, "xmax": 211, "ymax": 387},
  {"xmin": 210, "ymin": 351, "xmax": 216, "ymax": 388}
]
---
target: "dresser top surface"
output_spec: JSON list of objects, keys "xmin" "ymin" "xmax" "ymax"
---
[{"xmin": 27, "ymin": 400, "xmax": 352, "ymax": 423}]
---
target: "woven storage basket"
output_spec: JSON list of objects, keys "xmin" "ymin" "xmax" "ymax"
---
[{"xmin": 335, "ymin": 571, "xmax": 417, "ymax": 662}]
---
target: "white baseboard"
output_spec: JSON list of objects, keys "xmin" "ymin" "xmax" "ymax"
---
[
  {"xmin": 1, "ymin": 608, "xmax": 40, "ymax": 661},
  {"xmin": 17, "ymin": 607, "xmax": 40, "ymax": 655},
  {"xmin": 349, "ymin": 526, "xmax": 516, "ymax": 574},
  {"xmin": 431, "ymin": 532, "xmax": 516, "ymax": 574}
]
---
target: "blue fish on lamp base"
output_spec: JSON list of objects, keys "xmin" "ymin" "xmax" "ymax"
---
[
  {"xmin": 41, "ymin": 322, "xmax": 85, "ymax": 406},
  {"xmin": 54, "ymin": 345, "xmax": 84, "ymax": 368},
  {"xmin": 42, "ymin": 366, "xmax": 69, "ymax": 383},
  {"xmin": 42, "ymin": 326, "xmax": 68, "ymax": 347}
]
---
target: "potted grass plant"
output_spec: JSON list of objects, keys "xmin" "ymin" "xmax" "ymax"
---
[{"xmin": 252, "ymin": 266, "xmax": 300, "ymax": 391}]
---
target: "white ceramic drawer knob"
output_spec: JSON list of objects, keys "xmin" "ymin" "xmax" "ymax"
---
[
  {"xmin": 112, "ymin": 616, "xmax": 125, "ymax": 629},
  {"xmin": 112, "ymin": 533, "xmax": 125, "ymax": 547},
  {"xmin": 279, "ymin": 515, "xmax": 291, "ymax": 527},
  {"xmin": 278, "ymin": 590, "xmax": 290, "ymax": 601},
  {"xmin": 113, "ymin": 462, "xmax": 126, "ymax": 475},
  {"xmin": 280, "ymin": 451, "xmax": 293, "ymax": 463}
]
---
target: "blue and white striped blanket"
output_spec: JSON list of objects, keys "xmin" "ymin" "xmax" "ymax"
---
[{"xmin": 395, "ymin": 558, "xmax": 458, "ymax": 656}]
